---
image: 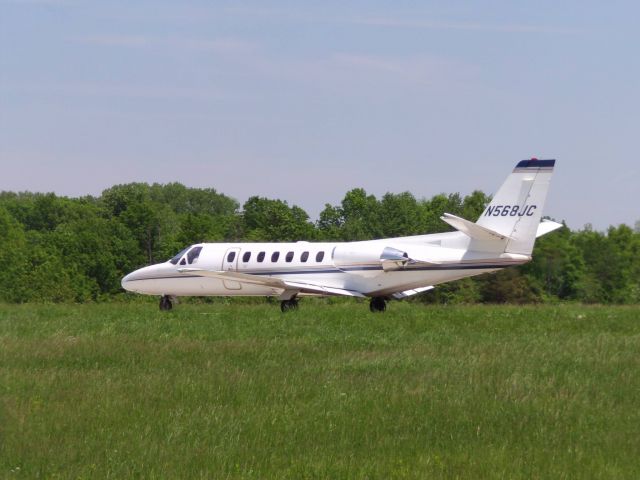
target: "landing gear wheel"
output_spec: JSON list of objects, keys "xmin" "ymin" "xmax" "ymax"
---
[
  {"xmin": 159, "ymin": 295, "xmax": 173, "ymax": 311},
  {"xmin": 280, "ymin": 299, "xmax": 299, "ymax": 313},
  {"xmin": 369, "ymin": 297, "xmax": 387, "ymax": 313}
]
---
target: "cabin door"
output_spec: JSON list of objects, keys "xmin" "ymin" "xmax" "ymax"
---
[{"xmin": 221, "ymin": 247, "xmax": 242, "ymax": 290}]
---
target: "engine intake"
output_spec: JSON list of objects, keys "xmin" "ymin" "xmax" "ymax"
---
[{"xmin": 380, "ymin": 247, "xmax": 411, "ymax": 271}]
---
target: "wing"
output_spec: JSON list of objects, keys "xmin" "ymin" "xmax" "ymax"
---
[
  {"xmin": 177, "ymin": 268, "xmax": 366, "ymax": 299},
  {"xmin": 391, "ymin": 286, "xmax": 434, "ymax": 300}
]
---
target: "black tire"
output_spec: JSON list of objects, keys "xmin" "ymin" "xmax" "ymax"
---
[
  {"xmin": 280, "ymin": 300, "xmax": 290, "ymax": 313},
  {"xmin": 280, "ymin": 299, "xmax": 299, "ymax": 313},
  {"xmin": 369, "ymin": 297, "xmax": 386, "ymax": 313},
  {"xmin": 160, "ymin": 295, "xmax": 173, "ymax": 311}
]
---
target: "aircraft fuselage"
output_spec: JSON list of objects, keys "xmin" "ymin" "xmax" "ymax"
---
[
  {"xmin": 121, "ymin": 233, "xmax": 528, "ymax": 299},
  {"xmin": 121, "ymin": 159, "xmax": 559, "ymax": 312}
]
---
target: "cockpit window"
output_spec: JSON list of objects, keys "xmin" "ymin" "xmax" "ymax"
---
[
  {"xmin": 187, "ymin": 246, "xmax": 203, "ymax": 264},
  {"xmin": 169, "ymin": 247, "xmax": 190, "ymax": 265}
]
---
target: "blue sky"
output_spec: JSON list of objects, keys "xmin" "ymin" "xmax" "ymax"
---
[{"xmin": 1, "ymin": 0, "xmax": 639, "ymax": 230}]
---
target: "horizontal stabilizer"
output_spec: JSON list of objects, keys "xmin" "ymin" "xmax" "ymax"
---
[
  {"xmin": 536, "ymin": 219, "xmax": 563, "ymax": 238},
  {"xmin": 441, "ymin": 213, "xmax": 509, "ymax": 241},
  {"xmin": 177, "ymin": 268, "xmax": 366, "ymax": 298}
]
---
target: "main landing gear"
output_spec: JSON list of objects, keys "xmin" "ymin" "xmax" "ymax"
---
[
  {"xmin": 280, "ymin": 298, "xmax": 299, "ymax": 312},
  {"xmin": 369, "ymin": 296, "xmax": 387, "ymax": 313},
  {"xmin": 278, "ymin": 296, "xmax": 388, "ymax": 313},
  {"xmin": 159, "ymin": 295, "xmax": 173, "ymax": 311}
]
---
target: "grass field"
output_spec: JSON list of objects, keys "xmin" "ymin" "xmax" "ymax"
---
[{"xmin": 1, "ymin": 301, "xmax": 639, "ymax": 479}]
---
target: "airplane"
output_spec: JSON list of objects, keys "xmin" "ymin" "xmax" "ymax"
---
[{"xmin": 121, "ymin": 159, "xmax": 561, "ymax": 312}]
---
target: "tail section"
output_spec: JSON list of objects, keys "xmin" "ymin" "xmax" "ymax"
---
[{"xmin": 476, "ymin": 159, "xmax": 556, "ymax": 255}]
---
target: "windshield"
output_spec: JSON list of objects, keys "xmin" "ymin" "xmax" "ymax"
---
[
  {"xmin": 187, "ymin": 246, "xmax": 202, "ymax": 264},
  {"xmin": 169, "ymin": 247, "xmax": 190, "ymax": 265}
]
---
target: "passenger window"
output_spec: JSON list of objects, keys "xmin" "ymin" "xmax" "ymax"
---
[
  {"xmin": 271, "ymin": 252, "xmax": 280, "ymax": 262},
  {"xmin": 227, "ymin": 251, "xmax": 236, "ymax": 262},
  {"xmin": 257, "ymin": 251, "xmax": 265, "ymax": 262},
  {"xmin": 187, "ymin": 246, "xmax": 202, "ymax": 264},
  {"xmin": 242, "ymin": 252, "xmax": 251, "ymax": 262},
  {"xmin": 316, "ymin": 251, "xmax": 324, "ymax": 262},
  {"xmin": 301, "ymin": 251, "xmax": 309, "ymax": 262},
  {"xmin": 285, "ymin": 251, "xmax": 294, "ymax": 262},
  {"xmin": 180, "ymin": 258, "xmax": 186, "ymax": 265}
]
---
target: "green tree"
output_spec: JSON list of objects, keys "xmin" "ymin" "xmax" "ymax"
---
[
  {"xmin": 379, "ymin": 192, "xmax": 421, "ymax": 238},
  {"xmin": 419, "ymin": 278, "xmax": 481, "ymax": 304},
  {"xmin": 418, "ymin": 193, "xmax": 464, "ymax": 233},
  {"xmin": 148, "ymin": 182, "xmax": 238, "ymax": 217},
  {"xmin": 101, "ymin": 183, "xmax": 177, "ymax": 264},
  {"xmin": 479, "ymin": 269, "xmax": 542, "ymax": 304},
  {"xmin": 522, "ymin": 224, "xmax": 585, "ymax": 300},
  {"xmin": 571, "ymin": 226, "xmax": 638, "ymax": 303},
  {"xmin": 242, "ymin": 197, "xmax": 315, "ymax": 242},
  {"xmin": 339, "ymin": 188, "xmax": 382, "ymax": 240},
  {"xmin": 51, "ymin": 216, "xmax": 139, "ymax": 297},
  {"xmin": 462, "ymin": 190, "xmax": 491, "ymax": 221},
  {"xmin": 0, "ymin": 207, "xmax": 28, "ymax": 302},
  {"xmin": 317, "ymin": 204, "xmax": 344, "ymax": 241}
]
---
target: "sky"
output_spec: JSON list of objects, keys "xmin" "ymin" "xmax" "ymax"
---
[{"xmin": 1, "ymin": 0, "xmax": 639, "ymax": 230}]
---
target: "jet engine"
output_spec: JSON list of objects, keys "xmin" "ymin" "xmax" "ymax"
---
[{"xmin": 332, "ymin": 244, "xmax": 412, "ymax": 277}]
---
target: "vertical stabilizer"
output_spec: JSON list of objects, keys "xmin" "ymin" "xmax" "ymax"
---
[{"xmin": 476, "ymin": 159, "xmax": 555, "ymax": 255}]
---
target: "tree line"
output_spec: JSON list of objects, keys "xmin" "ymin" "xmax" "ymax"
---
[{"xmin": 0, "ymin": 183, "xmax": 638, "ymax": 303}]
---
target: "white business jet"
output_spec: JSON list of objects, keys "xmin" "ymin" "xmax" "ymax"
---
[{"xmin": 122, "ymin": 159, "xmax": 561, "ymax": 312}]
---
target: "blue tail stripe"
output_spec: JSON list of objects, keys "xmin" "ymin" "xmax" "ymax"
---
[{"xmin": 515, "ymin": 159, "xmax": 555, "ymax": 169}]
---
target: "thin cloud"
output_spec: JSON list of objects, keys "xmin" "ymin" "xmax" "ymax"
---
[
  {"xmin": 324, "ymin": 53, "xmax": 477, "ymax": 85},
  {"xmin": 227, "ymin": 51, "xmax": 478, "ymax": 97},
  {"xmin": 75, "ymin": 35, "xmax": 258, "ymax": 55},
  {"xmin": 2, "ymin": 0, "xmax": 76, "ymax": 5},
  {"xmin": 0, "ymin": 82, "xmax": 229, "ymax": 102},
  {"xmin": 352, "ymin": 17, "xmax": 581, "ymax": 35},
  {"xmin": 220, "ymin": 7, "xmax": 580, "ymax": 35},
  {"xmin": 79, "ymin": 34, "xmax": 151, "ymax": 48},
  {"xmin": 330, "ymin": 54, "xmax": 405, "ymax": 73}
]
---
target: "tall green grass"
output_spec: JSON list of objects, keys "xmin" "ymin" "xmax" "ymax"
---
[{"xmin": 1, "ymin": 302, "xmax": 639, "ymax": 478}]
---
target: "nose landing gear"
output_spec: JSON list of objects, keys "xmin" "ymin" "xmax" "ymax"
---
[
  {"xmin": 369, "ymin": 296, "xmax": 387, "ymax": 313},
  {"xmin": 159, "ymin": 295, "xmax": 173, "ymax": 311}
]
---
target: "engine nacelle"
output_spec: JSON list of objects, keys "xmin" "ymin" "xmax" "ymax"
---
[{"xmin": 332, "ymin": 244, "xmax": 410, "ymax": 276}]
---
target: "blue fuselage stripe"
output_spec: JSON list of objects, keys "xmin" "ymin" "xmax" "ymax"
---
[{"xmin": 127, "ymin": 263, "xmax": 512, "ymax": 282}]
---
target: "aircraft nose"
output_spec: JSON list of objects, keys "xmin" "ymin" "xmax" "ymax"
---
[
  {"xmin": 121, "ymin": 264, "xmax": 167, "ymax": 293},
  {"xmin": 121, "ymin": 272, "xmax": 135, "ymax": 291}
]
